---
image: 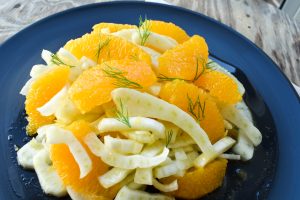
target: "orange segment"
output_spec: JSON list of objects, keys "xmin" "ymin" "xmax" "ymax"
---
[
  {"xmin": 25, "ymin": 66, "xmax": 70, "ymax": 135},
  {"xmin": 51, "ymin": 120, "xmax": 120, "ymax": 199},
  {"xmin": 64, "ymin": 33, "xmax": 151, "ymax": 65},
  {"xmin": 159, "ymin": 80, "xmax": 225, "ymax": 143},
  {"xmin": 145, "ymin": 20, "xmax": 189, "ymax": 43},
  {"xmin": 92, "ymin": 22, "xmax": 136, "ymax": 34},
  {"xmin": 158, "ymin": 35, "xmax": 209, "ymax": 80},
  {"xmin": 195, "ymin": 70, "xmax": 242, "ymax": 104},
  {"xmin": 163, "ymin": 159, "xmax": 228, "ymax": 199},
  {"xmin": 69, "ymin": 59, "xmax": 157, "ymax": 113}
]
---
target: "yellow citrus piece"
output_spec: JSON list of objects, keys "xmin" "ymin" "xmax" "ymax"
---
[
  {"xmin": 25, "ymin": 66, "xmax": 70, "ymax": 135},
  {"xmin": 159, "ymin": 80, "xmax": 225, "ymax": 143},
  {"xmin": 158, "ymin": 35, "xmax": 209, "ymax": 80},
  {"xmin": 69, "ymin": 59, "xmax": 157, "ymax": 113},
  {"xmin": 51, "ymin": 120, "xmax": 120, "ymax": 199},
  {"xmin": 163, "ymin": 159, "xmax": 228, "ymax": 199},
  {"xmin": 64, "ymin": 33, "xmax": 151, "ymax": 65},
  {"xmin": 92, "ymin": 22, "xmax": 137, "ymax": 34},
  {"xmin": 145, "ymin": 20, "xmax": 189, "ymax": 43},
  {"xmin": 195, "ymin": 70, "xmax": 242, "ymax": 104}
]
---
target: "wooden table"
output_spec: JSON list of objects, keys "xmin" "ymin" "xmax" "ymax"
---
[{"xmin": 1, "ymin": 0, "xmax": 299, "ymax": 86}]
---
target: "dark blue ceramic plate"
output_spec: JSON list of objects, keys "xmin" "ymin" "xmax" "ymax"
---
[{"xmin": 0, "ymin": 1, "xmax": 299, "ymax": 200}]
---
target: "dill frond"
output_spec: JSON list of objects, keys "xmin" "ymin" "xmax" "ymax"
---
[
  {"xmin": 115, "ymin": 98, "xmax": 131, "ymax": 128},
  {"xmin": 187, "ymin": 94, "xmax": 206, "ymax": 122},
  {"xmin": 157, "ymin": 74, "xmax": 188, "ymax": 82},
  {"xmin": 50, "ymin": 53, "xmax": 76, "ymax": 68},
  {"xmin": 130, "ymin": 53, "xmax": 139, "ymax": 61},
  {"xmin": 95, "ymin": 37, "xmax": 111, "ymax": 63},
  {"xmin": 165, "ymin": 129, "xmax": 173, "ymax": 147},
  {"xmin": 138, "ymin": 15, "xmax": 151, "ymax": 46},
  {"xmin": 102, "ymin": 64, "xmax": 143, "ymax": 89}
]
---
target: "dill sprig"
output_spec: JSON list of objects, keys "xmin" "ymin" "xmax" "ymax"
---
[
  {"xmin": 157, "ymin": 74, "xmax": 188, "ymax": 82},
  {"xmin": 130, "ymin": 53, "xmax": 139, "ymax": 61},
  {"xmin": 138, "ymin": 16, "xmax": 151, "ymax": 46},
  {"xmin": 51, "ymin": 53, "xmax": 76, "ymax": 68},
  {"xmin": 115, "ymin": 98, "xmax": 131, "ymax": 128},
  {"xmin": 95, "ymin": 37, "xmax": 111, "ymax": 63},
  {"xmin": 165, "ymin": 129, "xmax": 173, "ymax": 147},
  {"xmin": 102, "ymin": 64, "xmax": 143, "ymax": 89},
  {"xmin": 187, "ymin": 94, "xmax": 206, "ymax": 122}
]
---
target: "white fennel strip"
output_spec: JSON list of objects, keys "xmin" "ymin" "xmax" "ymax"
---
[
  {"xmin": 233, "ymin": 133, "xmax": 254, "ymax": 161},
  {"xmin": 98, "ymin": 117, "xmax": 165, "ymax": 139},
  {"xmin": 220, "ymin": 153, "xmax": 241, "ymax": 160},
  {"xmin": 195, "ymin": 137, "xmax": 236, "ymax": 166},
  {"xmin": 33, "ymin": 149, "xmax": 67, "ymax": 197},
  {"xmin": 115, "ymin": 186, "xmax": 174, "ymax": 200},
  {"xmin": 17, "ymin": 138, "xmax": 44, "ymax": 169},
  {"xmin": 37, "ymin": 86, "xmax": 68, "ymax": 116},
  {"xmin": 99, "ymin": 167, "xmax": 133, "ymax": 188},
  {"xmin": 121, "ymin": 130, "xmax": 156, "ymax": 144},
  {"xmin": 111, "ymin": 88, "xmax": 216, "ymax": 167},
  {"xmin": 85, "ymin": 133, "xmax": 169, "ymax": 169},
  {"xmin": 154, "ymin": 162, "xmax": 179, "ymax": 179},
  {"xmin": 220, "ymin": 104, "xmax": 262, "ymax": 146},
  {"xmin": 104, "ymin": 135, "xmax": 143, "ymax": 154},
  {"xmin": 46, "ymin": 126, "xmax": 92, "ymax": 178},
  {"xmin": 168, "ymin": 133, "xmax": 196, "ymax": 148},
  {"xmin": 140, "ymin": 46, "xmax": 161, "ymax": 70},
  {"xmin": 134, "ymin": 168, "xmax": 153, "ymax": 185},
  {"xmin": 152, "ymin": 178, "xmax": 178, "ymax": 192}
]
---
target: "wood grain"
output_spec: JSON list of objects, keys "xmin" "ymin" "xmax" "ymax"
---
[{"xmin": 0, "ymin": 0, "xmax": 299, "ymax": 85}]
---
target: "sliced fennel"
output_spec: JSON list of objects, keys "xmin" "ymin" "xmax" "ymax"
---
[
  {"xmin": 174, "ymin": 148, "xmax": 188, "ymax": 160},
  {"xmin": 152, "ymin": 178, "xmax": 178, "ymax": 192},
  {"xmin": 37, "ymin": 86, "xmax": 68, "ymax": 116},
  {"xmin": 30, "ymin": 64, "xmax": 48, "ymax": 78},
  {"xmin": 111, "ymin": 88, "xmax": 216, "ymax": 167},
  {"xmin": 20, "ymin": 78, "xmax": 34, "ymax": 96},
  {"xmin": 115, "ymin": 186, "xmax": 174, "ymax": 200},
  {"xmin": 220, "ymin": 104, "xmax": 262, "ymax": 146},
  {"xmin": 17, "ymin": 138, "xmax": 44, "ymax": 169},
  {"xmin": 121, "ymin": 130, "xmax": 156, "ymax": 144},
  {"xmin": 139, "ymin": 46, "xmax": 161, "ymax": 69},
  {"xmin": 233, "ymin": 133, "xmax": 254, "ymax": 161},
  {"xmin": 134, "ymin": 168, "xmax": 153, "ymax": 185},
  {"xmin": 46, "ymin": 126, "xmax": 92, "ymax": 178},
  {"xmin": 33, "ymin": 149, "xmax": 67, "ymax": 197},
  {"xmin": 80, "ymin": 56, "xmax": 97, "ymax": 70},
  {"xmin": 167, "ymin": 133, "xmax": 195, "ymax": 148},
  {"xmin": 41, "ymin": 49, "xmax": 52, "ymax": 65},
  {"xmin": 99, "ymin": 167, "xmax": 133, "ymax": 188},
  {"xmin": 220, "ymin": 153, "xmax": 241, "ymax": 160},
  {"xmin": 104, "ymin": 135, "xmax": 143, "ymax": 154},
  {"xmin": 99, "ymin": 117, "xmax": 165, "ymax": 139},
  {"xmin": 195, "ymin": 137, "xmax": 235, "ymax": 166},
  {"xmin": 85, "ymin": 133, "xmax": 169, "ymax": 169},
  {"xmin": 154, "ymin": 162, "xmax": 179, "ymax": 179}
]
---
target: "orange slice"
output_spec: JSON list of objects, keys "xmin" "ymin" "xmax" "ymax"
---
[
  {"xmin": 25, "ymin": 66, "xmax": 70, "ymax": 135},
  {"xmin": 163, "ymin": 159, "xmax": 228, "ymax": 199},
  {"xmin": 92, "ymin": 22, "xmax": 137, "ymax": 34},
  {"xmin": 144, "ymin": 20, "xmax": 189, "ymax": 43},
  {"xmin": 51, "ymin": 120, "xmax": 120, "ymax": 199},
  {"xmin": 69, "ymin": 59, "xmax": 157, "ymax": 113},
  {"xmin": 159, "ymin": 80, "xmax": 225, "ymax": 143},
  {"xmin": 158, "ymin": 35, "xmax": 209, "ymax": 80},
  {"xmin": 64, "ymin": 33, "xmax": 151, "ymax": 65},
  {"xmin": 195, "ymin": 70, "xmax": 242, "ymax": 104}
]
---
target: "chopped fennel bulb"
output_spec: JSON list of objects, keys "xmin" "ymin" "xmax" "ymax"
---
[
  {"xmin": 99, "ymin": 117, "xmax": 165, "ymax": 139},
  {"xmin": 121, "ymin": 130, "xmax": 156, "ymax": 144},
  {"xmin": 17, "ymin": 138, "xmax": 44, "ymax": 169},
  {"xmin": 195, "ymin": 137, "xmax": 236, "ymax": 166},
  {"xmin": 41, "ymin": 49, "xmax": 52, "ymax": 65},
  {"xmin": 147, "ymin": 83, "xmax": 162, "ymax": 96},
  {"xmin": 139, "ymin": 46, "xmax": 161, "ymax": 69},
  {"xmin": 37, "ymin": 86, "xmax": 68, "ymax": 116},
  {"xmin": 20, "ymin": 78, "xmax": 34, "ymax": 96},
  {"xmin": 46, "ymin": 126, "xmax": 92, "ymax": 178},
  {"xmin": 30, "ymin": 64, "xmax": 48, "ymax": 78},
  {"xmin": 174, "ymin": 148, "xmax": 188, "ymax": 160},
  {"xmin": 127, "ymin": 182, "xmax": 145, "ymax": 190},
  {"xmin": 233, "ymin": 133, "xmax": 254, "ymax": 161},
  {"xmin": 168, "ymin": 133, "xmax": 195, "ymax": 148},
  {"xmin": 152, "ymin": 178, "xmax": 178, "ymax": 192},
  {"xmin": 99, "ymin": 167, "xmax": 133, "ymax": 188},
  {"xmin": 85, "ymin": 133, "xmax": 169, "ymax": 169},
  {"xmin": 115, "ymin": 186, "xmax": 174, "ymax": 200},
  {"xmin": 141, "ymin": 141, "xmax": 165, "ymax": 157},
  {"xmin": 56, "ymin": 48, "xmax": 81, "ymax": 68},
  {"xmin": 220, "ymin": 104, "xmax": 262, "ymax": 146},
  {"xmin": 33, "ymin": 149, "xmax": 67, "ymax": 197},
  {"xmin": 134, "ymin": 168, "xmax": 153, "ymax": 185},
  {"xmin": 220, "ymin": 153, "xmax": 241, "ymax": 160},
  {"xmin": 154, "ymin": 162, "xmax": 179, "ymax": 179},
  {"xmin": 104, "ymin": 135, "xmax": 143, "ymax": 154},
  {"xmin": 80, "ymin": 56, "xmax": 97, "ymax": 70},
  {"xmin": 111, "ymin": 88, "xmax": 216, "ymax": 167}
]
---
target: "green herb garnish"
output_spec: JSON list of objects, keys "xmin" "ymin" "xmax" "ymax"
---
[
  {"xmin": 165, "ymin": 129, "xmax": 173, "ymax": 147},
  {"xmin": 115, "ymin": 98, "xmax": 131, "ymax": 128},
  {"xmin": 102, "ymin": 64, "xmax": 143, "ymax": 89},
  {"xmin": 187, "ymin": 94, "xmax": 206, "ymax": 122},
  {"xmin": 138, "ymin": 16, "xmax": 151, "ymax": 46},
  {"xmin": 50, "ymin": 53, "xmax": 76, "ymax": 68},
  {"xmin": 95, "ymin": 37, "xmax": 111, "ymax": 63}
]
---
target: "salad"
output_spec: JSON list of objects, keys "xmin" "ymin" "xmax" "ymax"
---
[{"xmin": 17, "ymin": 18, "xmax": 262, "ymax": 199}]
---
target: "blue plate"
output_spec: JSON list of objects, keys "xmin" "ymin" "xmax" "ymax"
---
[{"xmin": 0, "ymin": 1, "xmax": 299, "ymax": 200}]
